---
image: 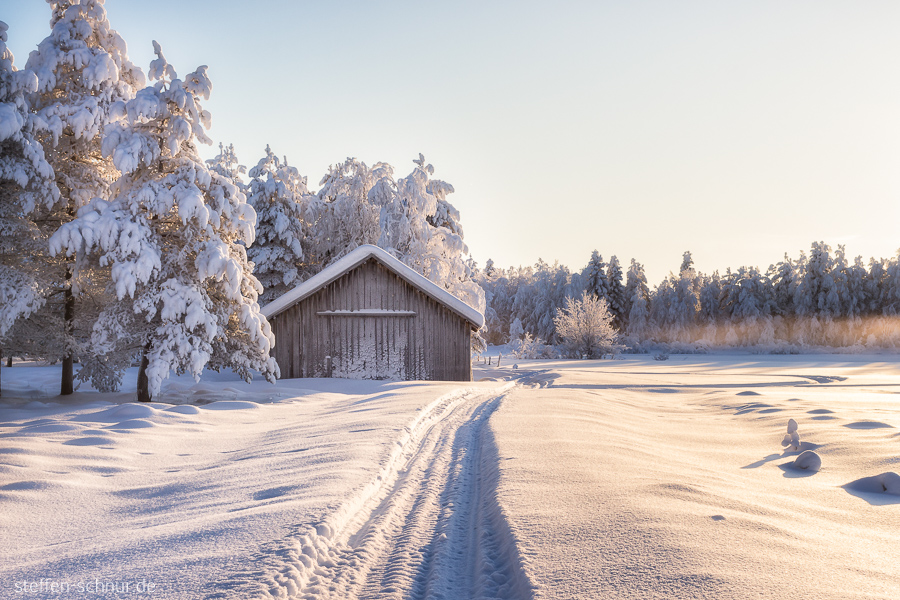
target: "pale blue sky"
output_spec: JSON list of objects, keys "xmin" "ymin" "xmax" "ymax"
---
[{"xmin": 6, "ymin": 1, "xmax": 900, "ymax": 284}]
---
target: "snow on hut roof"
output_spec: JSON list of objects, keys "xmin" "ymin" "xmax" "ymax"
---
[{"xmin": 260, "ymin": 245, "xmax": 485, "ymax": 328}]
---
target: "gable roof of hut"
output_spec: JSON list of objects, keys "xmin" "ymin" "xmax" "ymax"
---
[{"xmin": 260, "ymin": 244, "xmax": 485, "ymax": 328}]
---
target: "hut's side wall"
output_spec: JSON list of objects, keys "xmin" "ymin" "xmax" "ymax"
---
[{"xmin": 272, "ymin": 258, "xmax": 474, "ymax": 381}]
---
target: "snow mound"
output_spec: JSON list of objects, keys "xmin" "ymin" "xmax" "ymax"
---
[
  {"xmin": 846, "ymin": 472, "xmax": 900, "ymax": 495},
  {"xmin": 105, "ymin": 419, "xmax": 155, "ymax": 430},
  {"xmin": 165, "ymin": 405, "xmax": 201, "ymax": 414},
  {"xmin": 23, "ymin": 401, "xmax": 51, "ymax": 409},
  {"xmin": 82, "ymin": 404, "xmax": 157, "ymax": 423},
  {"xmin": 843, "ymin": 421, "xmax": 893, "ymax": 430},
  {"xmin": 62, "ymin": 436, "xmax": 115, "ymax": 446},
  {"xmin": 792, "ymin": 451, "xmax": 822, "ymax": 472},
  {"xmin": 20, "ymin": 422, "xmax": 80, "ymax": 434},
  {"xmin": 202, "ymin": 400, "xmax": 260, "ymax": 410},
  {"xmin": 1, "ymin": 480, "xmax": 55, "ymax": 492}
]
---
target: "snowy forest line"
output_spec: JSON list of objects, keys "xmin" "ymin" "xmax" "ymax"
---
[
  {"xmin": 3, "ymin": 2, "xmax": 900, "ymax": 404},
  {"xmin": 478, "ymin": 242, "xmax": 900, "ymax": 355}
]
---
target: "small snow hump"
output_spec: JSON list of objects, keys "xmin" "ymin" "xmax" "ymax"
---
[
  {"xmin": 792, "ymin": 451, "xmax": 822, "ymax": 472},
  {"xmin": 846, "ymin": 472, "xmax": 900, "ymax": 496}
]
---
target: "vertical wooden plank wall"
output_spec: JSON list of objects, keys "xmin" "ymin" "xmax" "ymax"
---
[{"xmin": 271, "ymin": 258, "xmax": 477, "ymax": 381}]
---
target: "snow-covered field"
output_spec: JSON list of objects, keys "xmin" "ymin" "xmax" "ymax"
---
[
  {"xmin": 2, "ymin": 355, "xmax": 899, "ymax": 599},
  {"xmin": 491, "ymin": 355, "xmax": 900, "ymax": 599},
  {"xmin": 0, "ymin": 366, "xmax": 513, "ymax": 599}
]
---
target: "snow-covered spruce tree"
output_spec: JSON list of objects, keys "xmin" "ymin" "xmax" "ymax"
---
[
  {"xmin": 649, "ymin": 275, "xmax": 677, "ymax": 342},
  {"xmin": 533, "ymin": 260, "xmax": 573, "ymax": 343},
  {"xmin": 377, "ymin": 154, "xmax": 486, "ymax": 317},
  {"xmin": 553, "ymin": 295, "xmax": 621, "ymax": 359},
  {"xmin": 697, "ymin": 272, "xmax": 722, "ymax": 345},
  {"xmin": 312, "ymin": 157, "xmax": 384, "ymax": 267},
  {"xmin": 25, "ymin": 0, "xmax": 145, "ymax": 394},
  {"xmin": 624, "ymin": 258, "xmax": 650, "ymax": 344},
  {"xmin": 793, "ymin": 242, "xmax": 840, "ymax": 346},
  {"xmin": 606, "ymin": 255, "xmax": 627, "ymax": 331},
  {"xmin": 0, "ymin": 21, "xmax": 61, "ymax": 392},
  {"xmin": 582, "ymin": 250, "xmax": 608, "ymax": 302},
  {"xmin": 206, "ymin": 142, "xmax": 246, "ymax": 189},
  {"xmin": 474, "ymin": 260, "xmax": 504, "ymax": 345},
  {"xmin": 732, "ymin": 266, "xmax": 775, "ymax": 345},
  {"xmin": 246, "ymin": 145, "xmax": 314, "ymax": 304},
  {"xmin": 50, "ymin": 42, "xmax": 277, "ymax": 401}
]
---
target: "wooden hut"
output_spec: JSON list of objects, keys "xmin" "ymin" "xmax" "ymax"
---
[{"xmin": 261, "ymin": 245, "xmax": 484, "ymax": 381}]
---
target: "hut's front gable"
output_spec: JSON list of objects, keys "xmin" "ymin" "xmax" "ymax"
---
[{"xmin": 269, "ymin": 257, "xmax": 474, "ymax": 382}]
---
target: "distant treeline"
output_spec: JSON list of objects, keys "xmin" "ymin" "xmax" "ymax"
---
[{"xmin": 476, "ymin": 242, "xmax": 900, "ymax": 351}]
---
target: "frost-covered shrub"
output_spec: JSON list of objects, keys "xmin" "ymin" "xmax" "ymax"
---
[
  {"xmin": 509, "ymin": 332, "xmax": 545, "ymax": 359},
  {"xmin": 553, "ymin": 295, "xmax": 622, "ymax": 359}
]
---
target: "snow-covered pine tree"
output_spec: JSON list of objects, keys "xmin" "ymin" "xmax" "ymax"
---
[
  {"xmin": 378, "ymin": 154, "xmax": 485, "ymax": 316},
  {"xmin": 426, "ymin": 174, "xmax": 464, "ymax": 237},
  {"xmin": 865, "ymin": 257, "xmax": 887, "ymax": 315},
  {"xmin": 313, "ymin": 157, "xmax": 383, "ymax": 267},
  {"xmin": 624, "ymin": 258, "xmax": 650, "ymax": 343},
  {"xmin": 697, "ymin": 272, "xmax": 722, "ymax": 345},
  {"xmin": 731, "ymin": 266, "xmax": 774, "ymax": 345},
  {"xmin": 582, "ymin": 250, "xmax": 608, "ymax": 302},
  {"xmin": 672, "ymin": 252, "xmax": 700, "ymax": 343},
  {"xmin": 794, "ymin": 242, "xmax": 839, "ymax": 346},
  {"xmin": 508, "ymin": 316, "xmax": 525, "ymax": 342},
  {"xmin": 246, "ymin": 145, "xmax": 313, "ymax": 303},
  {"xmin": 206, "ymin": 142, "xmax": 246, "ymax": 188},
  {"xmin": 26, "ymin": 0, "xmax": 145, "ymax": 394},
  {"xmin": 650, "ymin": 275, "xmax": 676, "ymax": 342},
  {"xmin": 50, "ymin": 42, "xmax": 276, "ymax": 401},
  {"xmin": 528, "ymin": 260, "xmax": 571, "ymax": 343},
  {"xmin": 606, "ymin": 255, "xmax": 627, "ymax": 331},
  {"xmin": 0, "ymin": 21, "xmax": 61, "ymax": 392},
  {"xmin": 842, "ymin": 254, "xmax": 869, "ymax": 346},
  {"xmin": 474, "ymin": 259, "xmax": 506, "ymax": 345}
]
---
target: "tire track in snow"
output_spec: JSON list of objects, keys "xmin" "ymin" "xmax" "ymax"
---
[{"xmin": 211, "ymin": 382, "xmax": 533, "ymax": 600}]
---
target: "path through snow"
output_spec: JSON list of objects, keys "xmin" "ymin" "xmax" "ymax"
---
[{"xmin": 214, "ymin": 384, "xmax": 533, "ymax": 599}]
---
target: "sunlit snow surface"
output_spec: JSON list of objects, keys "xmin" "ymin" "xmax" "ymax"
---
[
  {"xmin": 0, "ymin": 366, "xmax": 510, "ymax": 598},
  {"xmin": 491, "ymin": 354, "xmax": 900, "ymax": 600},
  {"xmin": 1, "ymin": 355, "xmax": 899, "ymax": 599}
]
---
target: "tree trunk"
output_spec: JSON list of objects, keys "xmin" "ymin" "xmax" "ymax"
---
[
  {"xmin": 1, "ymin": 349, "xmax": 3, "ymax": 399},
  {"xmin": 137, "ymin": 347, "xmax": 151, "ymax": 402},
  {"xmin": 61, "ymin": 283, "xmax": 74, "ymax": 396}
]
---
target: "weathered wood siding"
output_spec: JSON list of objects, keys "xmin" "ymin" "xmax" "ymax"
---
[{"xmin": 271, "ymin": 258, "xmax": 474, "ymax": 381}]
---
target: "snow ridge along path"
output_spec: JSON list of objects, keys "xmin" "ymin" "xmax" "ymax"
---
[{"xmin": 214, "ymin": 382, "xmax": 534, "ymax": 600}]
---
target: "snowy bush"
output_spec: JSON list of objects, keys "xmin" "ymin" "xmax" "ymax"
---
[
  {"xmin": 553, "ymin": 295, "xmax": 622, "ymax": 359},
  {"xmin": 509, "ymin": 332, "xmax": 543, "ymax": 359}
]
